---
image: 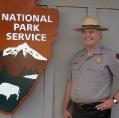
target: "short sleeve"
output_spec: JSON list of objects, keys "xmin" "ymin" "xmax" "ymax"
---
[
  {"xmin": 67, "ymin": 63, "xmax": 72, "ymax": 81},
  {"xmin": 108, "ymin": 52, "xmax": 119, "ymax": 80}
]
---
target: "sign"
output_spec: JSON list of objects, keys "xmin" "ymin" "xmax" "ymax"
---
[{"xmin": 0, "ymin": 0, "xmax": 59, "ymax": 114}]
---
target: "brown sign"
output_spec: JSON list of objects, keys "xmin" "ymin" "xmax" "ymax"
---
[{"xmin": 0, "ymin": 0, "xmax": 59, "ymax": 114}]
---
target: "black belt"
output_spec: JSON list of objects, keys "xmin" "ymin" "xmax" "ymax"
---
[{"xmin": 73, "ymin": 102, "xmax": 103, "ymax": 112}]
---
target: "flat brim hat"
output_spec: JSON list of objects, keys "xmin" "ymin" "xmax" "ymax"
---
[{"xmin": 74, "ymin": 16, "xmax": 108, "ymax": 31}]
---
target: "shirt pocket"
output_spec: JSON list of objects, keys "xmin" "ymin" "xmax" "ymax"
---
[
  {"xmin": 71, "ymin": 62, "xmax": 81, "ymax": 71},
  {"xmin": 71, "ymin": 62, "xmax": 81, "ymax": 80},
  {"xmin": 86, "ymin": 63, "xmax": 104, "ymax": 71},
  {"xmin": 86, "ymin": 63, "xmax": 105, "ymax": 82}
]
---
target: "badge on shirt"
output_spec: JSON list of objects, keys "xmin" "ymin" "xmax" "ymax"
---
[{"xmin": 96, "ymin": 57, "xmax": 102, "ymax": 63}]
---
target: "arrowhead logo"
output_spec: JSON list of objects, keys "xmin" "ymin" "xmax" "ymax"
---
[{"xmin": 0, "ymin": 0, "xmax": 59, "ymax": 114}]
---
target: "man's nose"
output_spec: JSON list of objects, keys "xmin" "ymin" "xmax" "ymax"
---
[{"xmin": 85, "ymin": 33, "xmax": 90, "ymax": 37}]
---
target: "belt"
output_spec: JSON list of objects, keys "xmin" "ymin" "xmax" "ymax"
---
[{"xmin": 73, "ymin": 102, "xmax": 103, "ymax": 112}]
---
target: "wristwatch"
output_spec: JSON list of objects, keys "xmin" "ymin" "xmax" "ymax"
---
[{"xmin": 113, "ymin": 97, "xmax": 118, "ymax": 104}]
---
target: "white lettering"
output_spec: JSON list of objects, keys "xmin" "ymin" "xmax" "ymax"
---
[
  {"xmin": 14, "ymin": 23, "xmax": 20, "ymax": 31},
  {"xmin": 1, "ymin": 13, "xmax": 53, "ymax": 23},
  {"xmin": 10, "ymin": 14, "xmax": 16, "ymax": 21},
  {"xmin": 2, "ymin": 13, "xmax": 9, "ymax": 21},
  {"xmin": 14, "ymin": 23, "xmax": 40, "ymax": 31},
  {"xmin": 6, "ymin": 33, "xmax": 47, "ymax": 41},
  {"xmin": 48, "ymin": 15, "xmax": 53, "ymax": 22}
]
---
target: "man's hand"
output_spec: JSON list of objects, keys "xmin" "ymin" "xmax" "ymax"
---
[
  {"xmin": 96, "ymin": 98, "xmax": 114, "ymax": 110},
  {"xmin": 63, "ymin": 110, "xmax": 72, "ymax": 118}
]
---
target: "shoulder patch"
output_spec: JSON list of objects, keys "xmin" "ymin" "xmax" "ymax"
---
[{"xmin": 116, "ymin": 53, "xmax": 119, "ymax": 59}]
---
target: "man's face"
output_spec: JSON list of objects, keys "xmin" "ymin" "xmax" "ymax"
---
[{"xmin": 81, "ymin": 29, "xmax": 101, "ymax": 47}]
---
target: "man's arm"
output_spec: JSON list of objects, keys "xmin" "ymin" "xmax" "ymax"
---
[
  {"xmin": 108, "ymin": 52, "xmax": 119, "ymax": 103},
  {"xmin": 62, "ymin": 80, "xmax": 72, "ymax": 118},
  {"xmin": 113, "ymin": 89, "xmax": 119, "ymax": 102},
  {"xmin": 96, "ymin": 90, "xmax": 119, "ymax": 111},
  {"xmin": 96, "ymin": 52, "xmax": 119, "ymax": 110}
]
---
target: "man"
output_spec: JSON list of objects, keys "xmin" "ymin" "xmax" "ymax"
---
[{"xmin": 62, "ymin": 16, "xmax": 119, "ymax": 118}]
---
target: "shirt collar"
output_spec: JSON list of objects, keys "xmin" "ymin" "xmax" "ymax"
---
[
  {"xmin": 93, "ymin": 44, "xmax": 102, "ymax": 55},
  {"xmin": 80, "ymin": 44, "xmax": 102, "ymax": 57}
]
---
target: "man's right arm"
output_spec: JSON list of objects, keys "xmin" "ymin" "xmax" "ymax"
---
[{"xmin": 62, "ymin": 80, "xmax": 72, "ymax": 118}]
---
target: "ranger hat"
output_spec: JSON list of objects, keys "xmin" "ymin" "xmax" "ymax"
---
[{"xmin": 75, "ymin": 16, "xmax": 108, "ymax": 31}]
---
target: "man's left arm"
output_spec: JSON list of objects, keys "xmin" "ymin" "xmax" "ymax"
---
[{"xmin": 96, "ymin": 52, "xmax": 119, "ymax": 110}]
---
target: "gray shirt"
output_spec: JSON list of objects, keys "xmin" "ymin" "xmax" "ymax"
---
[{"xmin": 69, "ymin": 46, "xmax": 119, "ymax": 104}]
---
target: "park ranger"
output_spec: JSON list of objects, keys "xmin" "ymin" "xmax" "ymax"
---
[{"xmin": 62, "ymin": 16, "xmax": 119, "ymax": 118}]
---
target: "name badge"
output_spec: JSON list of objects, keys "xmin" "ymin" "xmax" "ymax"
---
[{"xmin": 96, "ymin": 57, "xmax": 102, "ymax": 63}]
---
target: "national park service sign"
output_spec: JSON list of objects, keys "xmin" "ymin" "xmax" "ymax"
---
[{"xmin": 0, "ymin": 0, "xmax": 59, "ymax": 114}]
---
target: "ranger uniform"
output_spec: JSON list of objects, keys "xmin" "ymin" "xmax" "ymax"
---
[{"xmin": 70, "ymin": 45, "xmax": 119, "ymax": 104}]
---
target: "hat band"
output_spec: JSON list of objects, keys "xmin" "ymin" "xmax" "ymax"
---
[{"xmin": 82, "ymin": 25, "xmax": 101, "ymax": 28}]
